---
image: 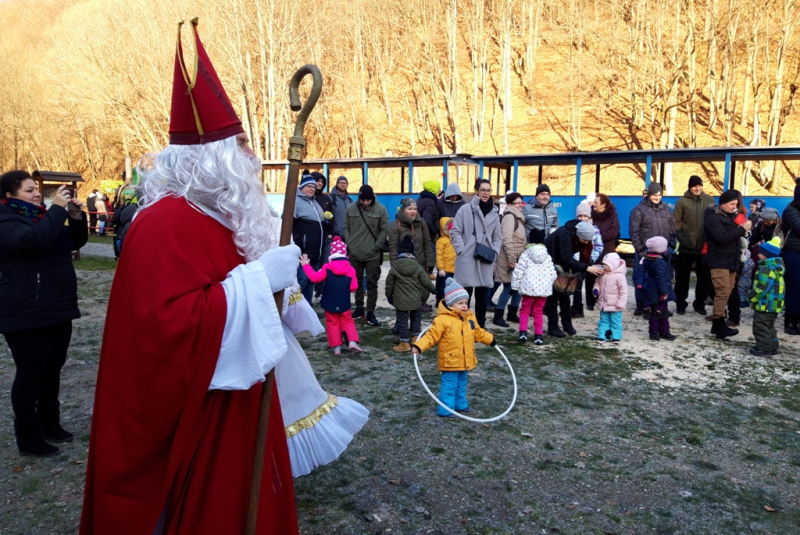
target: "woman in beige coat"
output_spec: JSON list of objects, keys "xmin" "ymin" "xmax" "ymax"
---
[{"xmin": 493, "ymin": 192, "xmax": 527, "ymax": 327}]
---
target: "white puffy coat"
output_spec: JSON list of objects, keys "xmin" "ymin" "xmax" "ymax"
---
[{"xmin": 510, "ymin": 244, "xmax": 557, "ymax": 297}]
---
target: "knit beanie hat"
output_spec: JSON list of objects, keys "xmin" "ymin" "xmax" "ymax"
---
[
  {"xmin": 336, "ymin": 175, "xmax": 348, "ymax": 185},
  {"xmin": 536, "ymin": 184, "xmax": 551, "ymax": 196},
  {"xmin": 576, "ymin": 201, "xmax": 592, "ymax": 219},
  {"xmin": 719, "ymin": 189, "xmax": 740, "ymax": 205},
  {"xmin": 358, "ymin": 184, "xmax": 375, "ymax": 201},
  {"xmin": 575, "ymin": 221, "xmax": 594, "ymax": 241},
  {"xmin": 444, "ymin": 277, "xmax": 469, "ymax": 307},
  {"xmin": 760, "ymin": 236, "xmax": 782, "ymax": 259},
  {"xmin": 423, "ymin": 180, "xmax": 440, "ymax": 195},
  {"xmin": 646, "ymin": 236, "xmax": 668, "ymax": 254},
  {"xmin": 329, "ymin": 236, "xmax": 348, "ymax": 260},
  {"xmin": 688, "ymin": 175, "xmax": 703, "ymax": 188},
  {"xmin": 398, "ymin": 234, "xmax": 415, "ymax": 255},
  {"xmin": 760, "ymin": 207, "xmax": 779, "ymax": 222},
  {"xmin": 299, "ymin": 174, "xmax": 317, "ymax": 190},
  {"xmin": 647, "ymin": 182, "xmax": 663, "ymax": 196}
]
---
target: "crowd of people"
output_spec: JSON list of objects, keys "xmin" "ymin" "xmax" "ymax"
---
[{"xmin": 294, "ymin": 173, "xmax": 800, "ymax": 364}]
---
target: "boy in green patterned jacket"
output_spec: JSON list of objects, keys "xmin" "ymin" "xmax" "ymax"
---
[{"xmin": 748, "ymin": 236, "xmax": 785, "ymax": 356}]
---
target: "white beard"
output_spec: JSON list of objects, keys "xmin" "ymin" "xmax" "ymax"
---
[{"xmin": 137, "ymin": 136, "xmax": 280, "ymax": 261}]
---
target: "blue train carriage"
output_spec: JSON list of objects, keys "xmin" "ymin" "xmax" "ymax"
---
[{"xmin": 261, "ymin": 146, "xmax": 800, "ymax": 252}]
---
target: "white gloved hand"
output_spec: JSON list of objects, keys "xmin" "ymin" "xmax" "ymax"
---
[{"xmin": 258, "ymin": 244, "xmax": 301, "ymax": 292}]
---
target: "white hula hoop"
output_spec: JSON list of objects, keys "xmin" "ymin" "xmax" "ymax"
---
[{"xmin": 412, "ymin": 324, "xmax": 517, "ymax": 423}]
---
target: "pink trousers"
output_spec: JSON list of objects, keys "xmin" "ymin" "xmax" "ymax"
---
[
  {"xmin": 325, "ymin": 310, "xmax": 360, "ymax": 347},
  {"xmin": 519, "ymin": 295, "xmax": 546, "ymax": 335}
]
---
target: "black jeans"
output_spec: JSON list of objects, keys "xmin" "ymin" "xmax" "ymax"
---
[
  {"xmin": 675, "ymin": 252, "xmax": 710, "ymax": 311},
  {"xmin": 464, "ymin": 286, "xmax": 489, "ymax": 328},
  {"xmin": 572, "ymin": 273, "xmax": 596, "ymax": 311},
  {"xmin": 545, "ymin": 292, "xmax": 573, "ymax": 329},
  {"xmin": 396, "ymin": 309, "xmax": 422, "ymax": 342},
  {"xmin": 3, "ymin": 321, "xmax": 72, "ymax": 433},
  {"xmin": 351, "ymin": 257, "xmax": 382, "ymax": 313}
]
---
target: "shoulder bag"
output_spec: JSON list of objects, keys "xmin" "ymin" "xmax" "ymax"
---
[
  {"xmin": 357, "ymin": 204, "xmax": 390, "ymax": 253},
  {"xmin": 472, "ymin": 209, "xmax": 497, "ymax": 264}
]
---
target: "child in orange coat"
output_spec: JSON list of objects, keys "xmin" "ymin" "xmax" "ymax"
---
[
  {"xmin": 412, "ymin": 278, "xmax": 495, "ymax": 418},
  {"xmin": 435, "ymin": 217, "xmax": 456, "ymax": 306}
]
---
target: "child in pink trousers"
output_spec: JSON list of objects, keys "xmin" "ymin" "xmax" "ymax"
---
[
  {"xmin": 592, "ymin": 252, "xmax": 628, "ymax": 345},
  {"xmin": 510, "ymin": 244, "xmax": 557, "ymax": 344},
  {"xmin": 300, "ymin": 236, "xmax": 363, "ymax": 355}
]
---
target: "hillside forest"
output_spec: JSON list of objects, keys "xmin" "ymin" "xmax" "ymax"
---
[{"xmin": 1, "ymin": 0, "xmax": 799, "ymax": 196}]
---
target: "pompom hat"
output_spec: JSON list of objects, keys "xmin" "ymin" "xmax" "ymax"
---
[
  {"xmin": 398, "ymin": 234, "xmax": 415, "ymax": 255},
  {"xmin": 760, "ymin": 236, "xmax": 782, "ymax": 259},
  {"xmin": 444, "ymin": 277, "xmax": 469, "ymax": 307},
  {"xmin": 329, "ymin": 236, "xmax": 348, "ymax": 260},
  {"xmin": 646, "ymin": 236, "xmax": 668, "ymax": 254}
]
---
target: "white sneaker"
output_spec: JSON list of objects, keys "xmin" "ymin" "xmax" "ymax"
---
[{"xmin": 348, "ymin": 341, "xmax": 363, "ymax": 354}]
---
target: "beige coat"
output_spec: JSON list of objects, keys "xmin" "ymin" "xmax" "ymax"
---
[{"xmin": 494, "ymin": 205, "xmax": 527, "ymax": 284}]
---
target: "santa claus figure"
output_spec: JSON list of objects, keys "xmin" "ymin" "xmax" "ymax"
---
[{"xmin": 80, "ymin": 19, "xmax": 367, "ymax": 535}]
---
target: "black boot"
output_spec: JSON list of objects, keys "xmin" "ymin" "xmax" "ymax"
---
[
  {"xmin": 547, "ymin": 325, "xmax": 566, "ymax": 338},
  {"xmin": 506, "ymin": 306, "xmax": 520, "ymax": 323},
  {"xmin": 14, "ymin": 420, "xmax": 59, "ymax": 457},
  {"xmin": 492, "ymin": 308, "xmax": 509, "ymax": 327},
  {"xmin": 562, "ymin": 320, "xmax": 577, "ymax": 336},
  {"xmin": 634, "ymin": 302, "xmax": 644, "ymax": 316},
  {"xmin": 712, "ymin": 318, "xmax": 739, "ymax": 339},
  {"xmin": 40, "ymin": 421, "xmax": 74, "ymax": 443},
  {"xmin": 785, "ymin": 314, "xmax": 800, "ymax": 335}
]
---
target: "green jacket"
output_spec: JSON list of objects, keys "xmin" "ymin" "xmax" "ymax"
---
[
  {"xmin": 674, "ymin": 190, "xmax": 715, "ymax": 254},
  {"xmin": 748, "ymin": 257, "xmax": 785, "ymax": 313},
  {"xmin": 343, "ymin": 200, "xmax": 389, "ymax": 262},
  {"xmin": 385, "ymin": 256, "xmax": 435, "ymax": 311}
]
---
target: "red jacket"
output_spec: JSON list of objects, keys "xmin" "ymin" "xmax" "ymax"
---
[{"xmin": 81, "ymin": 197, "xmax": 297, "ymax": 535}]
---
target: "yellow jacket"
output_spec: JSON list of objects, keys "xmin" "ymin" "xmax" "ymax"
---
[
  {"xmin": 436, "ymin": 217, "xmax": 456, "ymax": 273},
  {"xmin": 414, "ymin": 301, "xmax": 495, "ymax": 371}
]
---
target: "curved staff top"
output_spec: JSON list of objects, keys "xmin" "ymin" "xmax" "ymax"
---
[
  {"xmin": 246, "ymin": 65, "xmax": 323, "ymax": 535},
  {"xmin": 412, "ymin": 324, "xmax": 518, "ymax": 423}
]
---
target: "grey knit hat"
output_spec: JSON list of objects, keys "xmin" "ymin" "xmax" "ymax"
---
[
  {"xmin": 761, "ymin": 207, "xmax": 779, "ymax": 221},
  {"xmin": 575, "ymin": 221, "xmax": 595, "ymax": 240},
  {"xmin": 400, "ymin": 198, "xmax": 417, "ymax": 212},
  {"xmin": 647, "ymin": 182, "xmax": 663, "ymax": 196},
  {"xmin": 444, "ymin": 277, "xmax": 469, "ymax": 307}
]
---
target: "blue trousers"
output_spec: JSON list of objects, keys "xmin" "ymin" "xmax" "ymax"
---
[
  {"xmin": 597, "ymin": 310, "xmax": 623, "ymax": 341},
  {"xmin": 497, "ymin": 282, "xmax": 522, "ymax": 310},
  {"xmin": 438, "ymin": 370, "xmax": 469, "ymax": 416}
]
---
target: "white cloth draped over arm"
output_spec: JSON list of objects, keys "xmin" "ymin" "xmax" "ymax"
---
[{"xmin": 209, "ymin": 260, "xmax": 288, "ymax": 390}]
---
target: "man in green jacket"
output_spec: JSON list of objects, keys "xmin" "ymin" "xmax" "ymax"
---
[
  {"xmin": 673, "ymin": 175, "xmax": 716, "ymax": 315},
  {"xmin": 344, "ymin": 185, "xmax": 389, "ymax": 325}
]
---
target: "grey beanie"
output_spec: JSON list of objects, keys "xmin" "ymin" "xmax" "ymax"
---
[
  {"xmin": 761, "ymin": 207, "xmax": 779, "ymax": 221},
  {"xmin": 575, "ymin": 221, "xmax": 595, "ymax": 240},
  {"xmin": 647, "ymin": 182, "xmax": 663, "ymax": 196}
]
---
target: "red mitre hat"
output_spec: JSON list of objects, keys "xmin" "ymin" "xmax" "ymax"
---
[{"xmin": 169, "ymin": 18, "xmax": 244, "ymax": 145}]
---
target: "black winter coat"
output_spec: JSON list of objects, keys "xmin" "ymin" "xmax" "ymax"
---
[
  {"xmin": 704, "ymin": 205, "xmax": 746, "ymax": 271},
  {"xmin": 0, "ymin": 203, "xmax": 88, "ymax": 332},
  {"xmin": 437, "ymin": 197, "xmax": 465, "ymax": 220},
  {"xmin": 544, "ymin": 219, "xmax": 589, "ymax": 275},
  {"xmin": 314, "ymin": 191, "xmax": 335, "ymax": 236},
  {"xmin": 782, "ymin": 202, "xmax": 800, "ymax": 253},
  {"xmin": 416, "ymin": 190, "xmax": 440, "ymax": 239}
]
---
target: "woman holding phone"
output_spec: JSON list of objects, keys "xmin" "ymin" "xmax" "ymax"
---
[{"xmin": 0, "ymin": 171, "xmax": 88, "ymax": 456}]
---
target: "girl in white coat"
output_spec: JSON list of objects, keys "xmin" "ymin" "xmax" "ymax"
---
[{"xmin": 510, "ymin": 244, "xmax": 557, "ymax": 344}]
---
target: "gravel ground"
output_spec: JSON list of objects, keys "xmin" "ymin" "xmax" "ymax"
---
[
  {"xmin": 0, "ymin": 262, "xmax": 798, "ymax": 534},
  {"xmin": 78, "ymin": 242, "xmax": 115, "ymax": 258}
]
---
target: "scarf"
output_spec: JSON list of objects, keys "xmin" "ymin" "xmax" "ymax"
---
[
  {"xmin": 2, "ymin": 197, "xmax": 47, "ymax": 222},
  {"xmin": 479, "ymin": 198, "xmax": 493, "ymax": 217},
  {"xmin": 2, "ymin": 197, "xmax": 75, "ymax": 253}
]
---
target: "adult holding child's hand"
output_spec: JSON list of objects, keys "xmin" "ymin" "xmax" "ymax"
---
[{"xmin": 0, "ymin": 170, "xmax": 88, "ymax": 457}]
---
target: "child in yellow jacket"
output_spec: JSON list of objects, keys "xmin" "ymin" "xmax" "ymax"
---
[
  {"xmin": 412, "ymin": 278, "xmax": 495, "ymax": 418},
  {"xmin": 435, "ymin": 217, "xmax": 457, "ymax": 306}
]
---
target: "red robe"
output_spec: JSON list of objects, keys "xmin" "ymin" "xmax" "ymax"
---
[{"xmin": 80, "ymin": 196, "xmax": 297, "ymax": 534}]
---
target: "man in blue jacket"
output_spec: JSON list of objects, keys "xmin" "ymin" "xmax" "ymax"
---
[{"xmin": 293, "ymin": 174, "xmax": 325, "ymax": 304}]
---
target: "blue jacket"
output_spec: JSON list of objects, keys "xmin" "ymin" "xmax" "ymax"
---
[{"xmin": 642, "ymin": 254, "xmax": 676, "ymax": 305}]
